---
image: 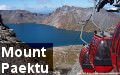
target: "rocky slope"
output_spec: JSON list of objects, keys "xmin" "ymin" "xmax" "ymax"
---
[
  {"xmin": 43, "ymin": 6, "xmax": 92, "ymax": 29},
  {"xmin": 0, "ymin": 23, "xmax": 20, "ymax": 43},
  {"xmin": 53, "ymin": 45, "xmax": 82, "ymax": 75},
  {"xmin": 0, "ymin": 10, "xmax": 48, "ymax": 24},
  {"xmin": 42, "ymin": 5, "xmax": 120, "ymax": 31},
  {"xmin": 0, "ymin": 5, "xmax": 120, "ymax": 32},
  {"xmin": 0, "ymin": 19, "xmax": 53, "ymax": 75}
]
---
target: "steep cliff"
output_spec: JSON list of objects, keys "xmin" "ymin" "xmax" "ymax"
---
[
  {"xmin": 43, "ymin": 5, "xmax": 120, "ymax": 31},
  {"xmin": 0, "ymin": 23, "xmax": 20, "ymax": 43}
]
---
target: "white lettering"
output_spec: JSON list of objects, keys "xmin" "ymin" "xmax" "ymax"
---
[
  {"xmin": 2, "ymin": 47, "xmax": 13, "ymax": 57},
  {"xmin": 15, "ymin": 49, "xmax": 22, "ymax": 57},
  {"xmin": 11, "ymin": 65, "xmax": 17, "ymax": 73},
  {"xmin": 33, "ymin": 49, "xmax": 40, "ymax": 57},
  {"xmin": 41, "ymin": 65, "xmax": 48, "ymax": 73},
  {"xmin": 24, "ymin": 49, "xmax": 31, "ymax": 57},
  {"xmin": 35, "ymin": 63, "xmax": 40, "ymax": 73},
  {"xmin": 2, "ymin": 63, "xmax": 9, "ymax": 73},
  {"xmin": 28, "ymin": 63, "xmax": 35, "ymax": 73},
  {"xmin": 41, "ymin": 47, "xmax": 46, "ymax": 57},
  {"xmin": 19, "ymin": 65, "xmax": 26, "ymax": 73},
  {"xmin": 2, "ymin": 63, "xmax": 49, "ymax": 74},
  {"xmin": 2, "ymin": 47, "xmax": 47, "ymax": 58}
]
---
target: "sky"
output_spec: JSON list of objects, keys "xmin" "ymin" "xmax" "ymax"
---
[{"xmin": 0, "ymin": 0, "xmax": 99, "ymax": 13}]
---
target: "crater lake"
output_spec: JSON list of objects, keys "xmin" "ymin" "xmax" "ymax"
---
[{"xmin": 6, "ymin": 23, "xmax": 93, "ymax": 46}]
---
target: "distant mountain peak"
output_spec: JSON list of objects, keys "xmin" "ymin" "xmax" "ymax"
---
[
  {"xmin": 43, "ymin": 6, "xmax": 120, "ymax": 31},
  {"xmin": 0, "ymin": 6, "xmax": 120, "ymax": 32},
  {"xmin": 0, "ymin": 10, "xmax": 48, "ymax": 24}
]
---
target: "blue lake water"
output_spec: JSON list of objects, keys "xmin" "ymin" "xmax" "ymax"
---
[{"xmin": 7, "ymin": 23, "xmax": 93, "ymax": 46}]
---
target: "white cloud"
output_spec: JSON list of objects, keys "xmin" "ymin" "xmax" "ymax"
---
[{"xmin": 0, "ymin": 5, "xmax": 11, "ymax": 10}]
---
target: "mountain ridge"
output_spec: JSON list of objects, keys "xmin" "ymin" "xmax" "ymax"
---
[
  {"xmin": 0, "ymin": 10, "xmax": 49, "ymax": 24},
  {"xmin": 0, "ymin": 5, "xmax": 120, "ymax": 32},
  {"xmin": 42, "ymin": 5, "xmax": 120, "ymax": 31}
]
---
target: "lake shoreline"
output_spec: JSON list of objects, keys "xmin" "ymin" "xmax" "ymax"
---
[
  {"xmin": 6, "ymin": 23, "xmax": 93, "ymax": 46},
  {"xmin": 6, "ymin": 23, "xmax": 94, "ymax": 32}
]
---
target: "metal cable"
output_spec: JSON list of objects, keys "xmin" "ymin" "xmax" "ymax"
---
[
  {"xmin": 80, "ymin": 14, "xmax": 92, "ymax": 44},
  {"xmin": 79, "ymin": 0, "xmax": 98, "ymax": 44}
]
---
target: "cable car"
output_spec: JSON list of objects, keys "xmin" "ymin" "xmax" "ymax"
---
[
  {"xmin": 106, "ymin": 7, "xmax": 119, "ymax": 12},
  {"xmin": 111, "ymin": 23, "xmax": 120, "ymax": 72},
  {"xmin": 79, "ymin": 0, "xmax": 120, "ymax": 73},
  {"xmin": 79, "ymin": 44, "xmax": 95, "ymax": 73},
  {"xmin": 89, "ymin": 32, "xmax": 113, "ymax": 73},
  {"xmin": 96, "ymin": 0, "xmax": 114, "ymax": 12}
]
